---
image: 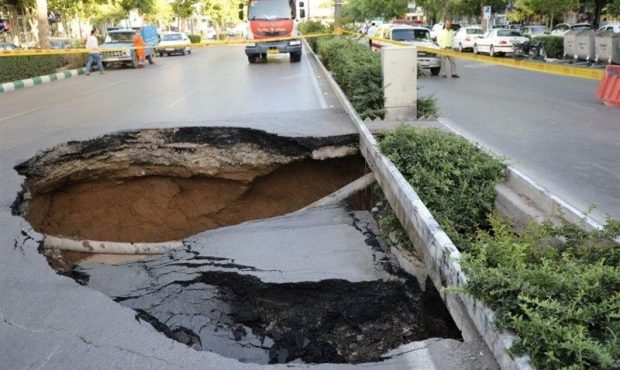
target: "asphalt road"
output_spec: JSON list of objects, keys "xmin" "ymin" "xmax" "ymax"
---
[{"xmin": 419, "ymin": 59, "xmax": 620, "ymax": 224}]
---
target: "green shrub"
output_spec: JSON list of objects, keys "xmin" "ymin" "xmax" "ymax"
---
[
  {"xmin": 62, "ymin": 53, "xmax": 88, "ymax": 70},
  {"xmin": 0, "ymin": 55, "xmax": 64, "ymax": 83},
  {"xmin": 187, "ymin": 34, "xmax": 201, "ymax": 43},
  {"xmin": 417, "ymin": 95, "xmax": 439, "ymax": 119},
  {"xmin": 534, "ymin": 35, "xmax": 564, "ymax": 58},
  {"xmin": 379, "ymin": 127, "xmax": 506, "ymax": 249},
  {"xmin": 461, "ymin": 216, "xmax": 620, "ymax": 369},
  {"xmin": 317, "ymin": 37, "xmax": 384, "ymax": 119},
  {"xmin": 299, "ymin": 20, "xmax": 333, "ymax": 52}
]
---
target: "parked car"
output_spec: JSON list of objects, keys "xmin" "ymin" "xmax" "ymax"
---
[
  {"xmin": 453, "ymin": 26, "xmax": 483, "ymax": 52},
  {"xmin": 49, "ymin": 37, "xmax": 72, "ymax": 49},
  {"xmin": 551, "ymin": 23, "xmax": 592, "ymax": 36},
  {"xmin": 473, "ymin": 29, "xmax": 528, "ymax": 57},
  {"xmin": 0, "ymin": 42, "xmax": 18, "ymax": 51},
  {"xmin": 597, "ymin": 23, "xmax": 620, "ymax": 33},
  {"xmin": 521, "ymin": 25, "xmax": 549, "ymax": 38},
  {"xmin": 157, "ymin": 32, "xmax": 191, "ymax": 56},
  {"xmin": 373, "ymin": 24, "xmax": 441, "ymax": 75}
]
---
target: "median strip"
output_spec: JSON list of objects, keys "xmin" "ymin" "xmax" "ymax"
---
[{"xmin": 0, "ymin": 67, "xmax": 85, "ymax": 93}]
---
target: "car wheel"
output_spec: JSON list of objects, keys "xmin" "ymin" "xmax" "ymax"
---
[
  {"xmin": 430, "ymin": 67, "xmax": 441, "ymax": 76},
  {"xmin": 290, "ymin": 51, "xmax": 301, "ymax": 63},
  {"xmin": 158, "ymin": 52, "xmax": 164, "ymax": 57},
  {"xmin": 167, "ymin": 52, "xmax": 171, "ymax": 56},
  {"xmin": 188, "ymin": 48, "xmax": 191, "ymax": 54},
  {"xmin": 248, "ymin": 55, "xmax": 258, "ymax": 64},
  {"xmin": 458, "ymin": 43, "xmax": 463, "ymax": 53},
  {"xmin": 473, "ymin": 44, "xmax": 479, "ymax": 54},
  {"xmin": 489, "ymin": 45, "xmax": 495, "ymax": 57},
  {"xmin": 181, "ymin": 48, "xmax": 186, "ymax": 55}
]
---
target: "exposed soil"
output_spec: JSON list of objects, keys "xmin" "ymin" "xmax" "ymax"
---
[{"xmin": 26, "ymin": 157, "xmax": 367, "ymax": 242}]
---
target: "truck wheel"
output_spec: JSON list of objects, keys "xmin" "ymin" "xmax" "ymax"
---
[
  {"xmin": 147, "ymin": 55, "xmax": 155, "ymax": 64},
  {"xmin": 248, "ymin": 55, "xmax": 258, "ymax": 64},
  {"xmin": 430, "ymin": 67, "xmax": 440, "ymax": 76},
  {"xmin": 131, "ymin": 54, "xmax": 139, "ymax": 69},
  {"xmin": 290, "ymin": 52, "xmax": 301, "ymax": 63}
]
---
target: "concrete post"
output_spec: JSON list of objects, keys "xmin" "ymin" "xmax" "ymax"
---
[{"xmin": 381, "ymin": 46, "xmax": 417, "ymax": 121}]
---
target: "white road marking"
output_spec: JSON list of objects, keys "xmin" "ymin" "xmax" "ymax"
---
[
  {"xmin": 0, "ymin": 106, "xmax": 47, "ymax": 123},
  {"xmin": 304, "ymin": 52, "xmax": 328, "ymax": 109},
  {"xmin": 167, "ymin": 91, "xmax": 195, "ymax": 108}
]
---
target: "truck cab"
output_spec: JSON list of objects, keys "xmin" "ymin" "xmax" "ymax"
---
[
  {"xmin": 100, "ymin": 25, "xmax": 159, "ymax": 68},
  {"xmin": 239, "ymin": 0, "xmax": 306, "ymax": 63}
]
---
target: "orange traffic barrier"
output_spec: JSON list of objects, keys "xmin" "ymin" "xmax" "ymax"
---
[{"xmin": 595, "ymin": 65, "xmax": 620, "ymax": 108}]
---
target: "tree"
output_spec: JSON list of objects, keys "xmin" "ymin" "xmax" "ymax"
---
[
  {"xmin": 341, "ymin": 0, "xmax": 408, "ymax": 22},
  {"xmin": 201, "ymin": 0, "xmax": 240, "ymax": 35},
  {"xmin": 605, "ymin": 0, "xmax": 620, "ymax": 17},
  {"xmin": 36, "ymin": 0, "xmax": 50, "ymax": 47}
]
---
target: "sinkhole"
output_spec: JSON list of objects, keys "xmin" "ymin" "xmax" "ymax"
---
[
  {"xmin": 14, "ymin": 127, "xmax": 366, "ymax": 243},
  {"xmin": 13, "ymin": 126, "xmax": 464, "ymax": 366}
]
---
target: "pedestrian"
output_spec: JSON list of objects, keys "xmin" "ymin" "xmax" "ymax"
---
[
  {"xmin": 132, "ymin": 28, "xmax": 146, "ymax": 68},
  {"xmin": 367, "ymin": 22, "xmax": 377, "ymax": 48},
  {"xmin": 437, "ymin": 20, "xmax": 459, "ymax": 78},
  {"xmin": 84, "ymin": 29, "xmax": 104, "ymax": 76}
]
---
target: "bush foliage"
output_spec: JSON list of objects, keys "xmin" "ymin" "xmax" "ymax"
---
[
  {"xmin": 462, "ymin": 216, "xmax": 620, "ymax": 369},
  {"xmin": 379, "ymin": 127, "xmax": 506, "ymax": 249},
  {"xmin": 534, "ymin": 35, "xmax": 564, "ymax": 59},
  {"xmin": 187, "ymin": 34, "xmax": 201, "ymax": 43},
  {"xmin": 0, "ymin": 55, "xmax": 64, "ymax": 83},
  {"xmin": 317, "ymin": 37, "xmax": 384, "ymax": 119},
  {"xmin": 299, "ymin": 20, "xmax": 333, "ymax": 52}
]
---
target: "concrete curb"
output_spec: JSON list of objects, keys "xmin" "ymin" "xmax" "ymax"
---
[
  {"xmin": 304, "ymin": 39, "xmax": 533, "ymax": 370},
  {"xmin": 0, "ymin": 68, "xmax": 85, "ymax": 93}
]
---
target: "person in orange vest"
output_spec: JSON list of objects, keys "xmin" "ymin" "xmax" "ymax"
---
[{"xmin": 132, "ymin": 28, "xmax": 146, "ymax": 68}]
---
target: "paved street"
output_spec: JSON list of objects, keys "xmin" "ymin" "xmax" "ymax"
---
[{"xmin": 420, "ymin": 59, "xmax": 620, "ymax": 224}]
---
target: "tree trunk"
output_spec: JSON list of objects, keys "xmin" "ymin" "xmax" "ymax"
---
[{"xmin": 36, "ymin": 0, "xmax": 50, "ymax": 48}]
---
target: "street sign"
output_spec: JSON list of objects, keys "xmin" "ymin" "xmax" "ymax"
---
[{"xmin": 483, "ymin": 6, "xmax": 492, "ymax": 20}]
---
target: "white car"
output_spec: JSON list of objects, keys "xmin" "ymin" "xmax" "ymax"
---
[
  {"xmin": 473, "ymin": 29, "xmax": 528, "ymax": 57},
  {"xmin": 521, "ymin": 25, "xmax": 549, "ymax": 38},
  {"xmin": 550, "ymin": 23, "xmax": 592, "ymax": 36},
  {"xmin": 452, "ymin": 26, "xmax": 483, "ymax": 52},
  {"xmin": 373, "ymin": 24, "xmax": 442, "ymax": 75},
  {"xmin": 158, "ymin": 32, "xmax": 191, "ymax": 56},
  {"xmin": 597, "ymin": 23, "xmax": 620, "ymax": 33}
]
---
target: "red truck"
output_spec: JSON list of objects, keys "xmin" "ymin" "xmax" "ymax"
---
[{"xmin": 239, "ymin": 0, "xmax": 306, "ymax": 63}]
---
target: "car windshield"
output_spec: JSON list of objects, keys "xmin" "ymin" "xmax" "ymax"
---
[
  {"xmin": 163, "ymin": 34, "xmax": 182, "ymax": 41},
  {"xmin": 466, "ymin": 28, "xmax": 483, "ymax": 35},
  {"xmin": 248, "ymin": 0, "xmax": 294, "ymax": 20},
  {"xmin": 108, "ymin": 32, "xmax": 133, "ymax": 43},
  {"xmin": 392, "ymin": 29, "xmax": 431, "ymax": 42},
  {"xmin": 497, "ymin": 30, "xmax": 522, "ymax": 37}
]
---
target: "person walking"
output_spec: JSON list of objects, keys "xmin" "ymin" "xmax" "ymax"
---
[
  {"xmin": 132, "ymin": 28, "xmax": 146, "ymax": 68},
  {"xmin": 84, "ymin": 29, "xmax": 104, "ymax": 76},
  {"xmin": 437, "ymin": 21, "xmax": 459, "ymax": 78}
]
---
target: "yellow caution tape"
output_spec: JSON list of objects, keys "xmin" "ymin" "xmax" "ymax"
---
[
  {"xmin": 0, "ymin": 32, "xmax": 332, "ymax": 57},
  {"xmin": 344, "ymin": 30, "xmax": 605, "ymax": 81},
  {"xmin": 0, "ymin": 29, "xmax": 605, "ymax": 80}
]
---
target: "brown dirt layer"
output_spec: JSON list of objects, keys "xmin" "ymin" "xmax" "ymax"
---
[{"xmin": 27, "ymin": 157, "xmax": 367, "ymax": 243}]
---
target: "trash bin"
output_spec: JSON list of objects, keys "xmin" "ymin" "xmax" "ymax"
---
[
  {"xmin": 575, "ymin": 30, "xmax": 597, "ymax": 61},
  {"xmin": 563, "ymin": 30, "xmax": 580, "ymax": 59},
  {"xmin": 595, "ymin": 30, "xmax": 620, "ymax": 64}
]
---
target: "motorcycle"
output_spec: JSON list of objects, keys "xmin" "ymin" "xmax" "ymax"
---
[{"xmin": 513, "ymin": 39, "xmax": 545, "ymax": 60}]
